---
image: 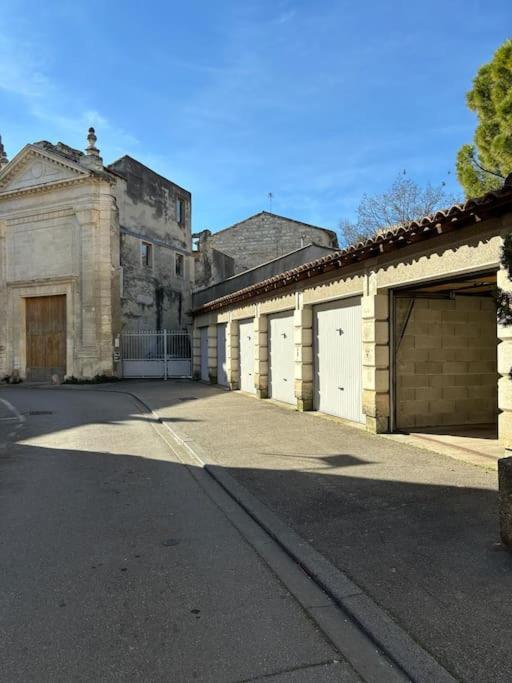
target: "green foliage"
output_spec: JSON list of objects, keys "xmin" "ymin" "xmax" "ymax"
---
[
  {"xmin": 457, "ymin": 39, "xmax": 512, "ymax": 196},
  {"xmin": 63, "ymin": 374, "xmax": 121, "ymax": 384}
]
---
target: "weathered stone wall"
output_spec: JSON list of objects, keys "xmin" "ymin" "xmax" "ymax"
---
[
  {"xmin": 110, "ymin": 156, "xmax": 192, "ymax": 330},
  {"xmin": 395, "ymin": 296, "xmax": 497, "ymax": 429},
  {"xmin": 206, "ymin": 212, "xmax": 338, "ymax": 276},
  {"xmin": 193, "ymin": 231, "xmax": 235, "ymax": 290}
]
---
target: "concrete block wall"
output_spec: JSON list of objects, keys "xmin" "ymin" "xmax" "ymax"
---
[{"xmin": 395, "ymin": 296, "xmax": 497, "ymax": 429}]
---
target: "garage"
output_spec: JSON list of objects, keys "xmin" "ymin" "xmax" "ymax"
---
[
  {"xmin": 393, "ymin": 271, "xmax": 498, "ymax": 442},
  {"xmin": 200, "ymin": 327, "xmax": 209, "ymax": 382},
  {"xmin": 217, "ymin": 324, "xmax": 228, "ymax": 386},
  {"xmin": 268, "ymin": 311, "xmax": 295, "ymax": 405},
  {"xmin": 239, "ymin": 318, "xmax": 255, "ymax": 394},
  {"xmin": 314, "ymin": 297, "xmax": 364, "ymax": 423}
]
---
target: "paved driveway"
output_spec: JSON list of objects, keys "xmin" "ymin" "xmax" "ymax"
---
[
  {"xmin": 0, "ymin": 387, "xmax": 354, "ymax": 682},
  {"xmin": 123, "ymin": 380, "xmax": 510, "ymax": 683}
]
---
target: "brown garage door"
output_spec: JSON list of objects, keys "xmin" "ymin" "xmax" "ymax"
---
[{"xmin": 26, "ymin": 295, "xmax": 66, "ymax": 381}]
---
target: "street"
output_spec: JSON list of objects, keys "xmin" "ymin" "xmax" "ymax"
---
[{"xmin": 0, "ymin": 387, "xmax": 360, "ymax": 682}]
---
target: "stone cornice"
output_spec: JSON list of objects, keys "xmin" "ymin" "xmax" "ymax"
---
[
  {"xmin": 0, "ymin": 145, "xmax": 115, "ymax": 200},
  {"xmin": 6, "ymin": 275, "xmax": 79, "ymax": 289}
]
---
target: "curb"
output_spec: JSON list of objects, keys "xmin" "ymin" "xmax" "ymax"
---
[{"xmin": 127, "ymin": 390, "xmax": 456, "ymax": 683}]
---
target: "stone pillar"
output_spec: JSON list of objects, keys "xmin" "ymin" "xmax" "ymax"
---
[
  {"xmin": 192, "ymin": 325, "xmax": 201, "ymax": 380},
  {"xmin": 254, "ymin": 314, "xmax": 268, "ymax": 398},
  {"xmin": 498, "ymin": 267, "xmax": 512, "ymax": 448},
  {"xmin": 294, "ymin": 306, "xmax": 313, "ymax": 411},
  {"xmin": 207, "ymin": 324, "xmax": 217, "ymax": 384},
  {"xmin": 362, "ymin": 292, "xmax": 390, "ymax": 433},
  {"xmin": 225, "ymin": 320, "xmax": 240, "ymax": 390}
]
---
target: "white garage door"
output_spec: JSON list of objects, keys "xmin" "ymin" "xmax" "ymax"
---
[
  {"xmin": 217, "ymin": 324, "xmax": 228, "ymax": 386},
  {"xmin": 314, "ymin": 297, "xmax": 364, "ymax": 423},
  {"xmin": 239, "ymin": 318, "xmax": 255, "ymax": 394},
  {"xmin": 200, "ymin": 327, "xmax": 209, "ymax": 382},
  {"xmin": 269, "ymin": 311, "xmax": 295, "ymax": 405}
]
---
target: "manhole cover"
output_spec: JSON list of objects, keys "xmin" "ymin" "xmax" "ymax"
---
[{"xmin": 28, "ymin": 411, "xmax": 53, "ymax": 416}]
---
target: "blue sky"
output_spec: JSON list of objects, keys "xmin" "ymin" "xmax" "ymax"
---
[{"xmin": 0, "ymin": 1, "xmax": 511, "ymax": 236}]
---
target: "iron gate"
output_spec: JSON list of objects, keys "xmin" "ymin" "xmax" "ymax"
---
[{"xmin": 120, "ymin": 330, "xmax": 192, "ymax": 379}]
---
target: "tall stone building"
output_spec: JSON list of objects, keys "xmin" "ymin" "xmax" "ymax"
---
[
  {"xmin": 0, "ymin": 130, "xmax": 192, "ymax": 381},
  {"xmin": 193, "ymin": 211, "xmax": 338, "ymax": 288}
]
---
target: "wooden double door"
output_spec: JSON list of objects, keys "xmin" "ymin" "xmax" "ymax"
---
[{"xmin": 25, "ymin": 295, "xmax": 66, "ymax": 381}]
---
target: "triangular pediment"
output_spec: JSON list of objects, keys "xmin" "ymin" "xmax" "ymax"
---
[{"xmin": 0, "ymin": 145, "xmax": 91, "ymax": 195}]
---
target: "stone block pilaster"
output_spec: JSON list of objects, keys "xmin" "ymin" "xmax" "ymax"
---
[
  {"xmin": 254, "ymin": 314, "xmax": 268, "ymax": 398},
  {"xmin": 192, "ymin": 326, "xmax": 201, "ymax": 380},
  {"xmin": 294, "ymin": 306, "xmax": 313, "ymax": 411},
  {"xmin": 362, "ymin": 292, "xmax": 390, "ymax": 433},
  {"xmin": 498, "ymin": 268, "xmax": 512, "ymax": 448},
  {"xmin": 225, "ymin": 320, "xmax": 240, "ymax": 390},
  {"xmin": 207, "ymin": 325, "xmax": 217, "ymax": 384}
]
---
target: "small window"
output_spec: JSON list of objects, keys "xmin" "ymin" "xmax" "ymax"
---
[
  {"xmin": 141, "ymin": 241, "xmax": 152, "ymax": 268},
  {"xmin": 176, "ymin": 198, "xmax": 184, "ymax": 224},
  {"xmin": 175, "ymin": 253, "xmax": 184, "ymax": 278}
]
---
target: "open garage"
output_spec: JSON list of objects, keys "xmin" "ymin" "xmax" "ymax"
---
[{"xmin": 392, "ymin": 271, "xmax": 498, "ymax": 444}]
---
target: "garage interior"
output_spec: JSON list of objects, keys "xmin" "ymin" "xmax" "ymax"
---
[{"xmin": 392, "ymin": 271, "xmax": 500, "ymax": 459}]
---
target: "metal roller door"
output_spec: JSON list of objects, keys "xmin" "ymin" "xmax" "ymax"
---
[
  {"xmin": 217, "ymin": 324, "xmax": 228, "ymax": 386},
  {"xmin": 269, "ymin": 311, "xmax": 295, "ymax": 405},
  {"xmin": 200, "ymin": 327, "xmax": 209, "ymax": 382},
  {"xmin": 314, "ymin": 297, "xmax": 364, "ymax": 423},
  {"xmin": 239, "ymin": 318, "xmax": 255, "ymax": 394}
]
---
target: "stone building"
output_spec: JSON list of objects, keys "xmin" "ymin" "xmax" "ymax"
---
[
  {"xmin": 193, "ymin": 177, "xmax": 512, "ymax": 452},
  {"xmin": 0, "ymin": 130, "xmax": 192, "ymax": 381},
  {"xmin": 193, "ymin": 211, "xmax": 338, "ymax": 288}
]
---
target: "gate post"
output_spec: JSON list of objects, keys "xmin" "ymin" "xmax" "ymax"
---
[{"xmin": 163, "ymin": 329, "xmax": 168, "ymax": 381}]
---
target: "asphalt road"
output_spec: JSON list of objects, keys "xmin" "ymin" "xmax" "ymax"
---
[{"xmin": 0, "ymin": 388, "xmax": 355, "ymax": 683}]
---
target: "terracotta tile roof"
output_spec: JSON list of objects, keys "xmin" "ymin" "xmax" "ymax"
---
[{"xmin": 194, "ymin": 182, "xmax": 512, "ymax": 314}]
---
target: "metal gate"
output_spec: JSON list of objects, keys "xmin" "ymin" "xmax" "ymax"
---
[{"xmin": 120, "ymin": 330, "xmax": 192, "ymax": 379}]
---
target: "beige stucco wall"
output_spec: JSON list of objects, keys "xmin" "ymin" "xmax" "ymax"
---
[
  {"xmin": 395, "ymin": 296, "xmax": 497, "ymax": 429},
  {"xmin": 193, "ymin": 212, "xmax": 511, "ymax": 442},
  {"xmin": 0, "ymin": 151, "xmax": 120, "ymax": 379}
]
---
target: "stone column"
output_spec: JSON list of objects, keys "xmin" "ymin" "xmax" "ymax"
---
[
  {"xmin": 192, "ymin": 325, "xmax": 201, "ymax": 380},
  {"xmin": 362, "ymin": 292, "xmax": 390, "ymax": 433},
  {"xmin": 225, "ymin": 320, "xmax": 240, "ymax": 390},
  {"xmin": 207, "ymin": 324, "xmax": 217, "ymax": 384},
  {"xmin": 498, "ymin": 267, "xmax": 512, "ymax": 448},
  {"xmin": 254, "ymin": 314, "xmax": 268, "ymax": 398},
  {"xmin": 294, "ymin": 306, "xmax": 313, "ymax": 411}
]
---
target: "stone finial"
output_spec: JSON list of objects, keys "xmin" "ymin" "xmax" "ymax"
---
[
  {"xmin": 86, "ymin": 127, "xmax": 100, "ymax": 157},
  {"xmin": 0, "ymin": 135, "xmax": 8, "ymax": 169}
]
